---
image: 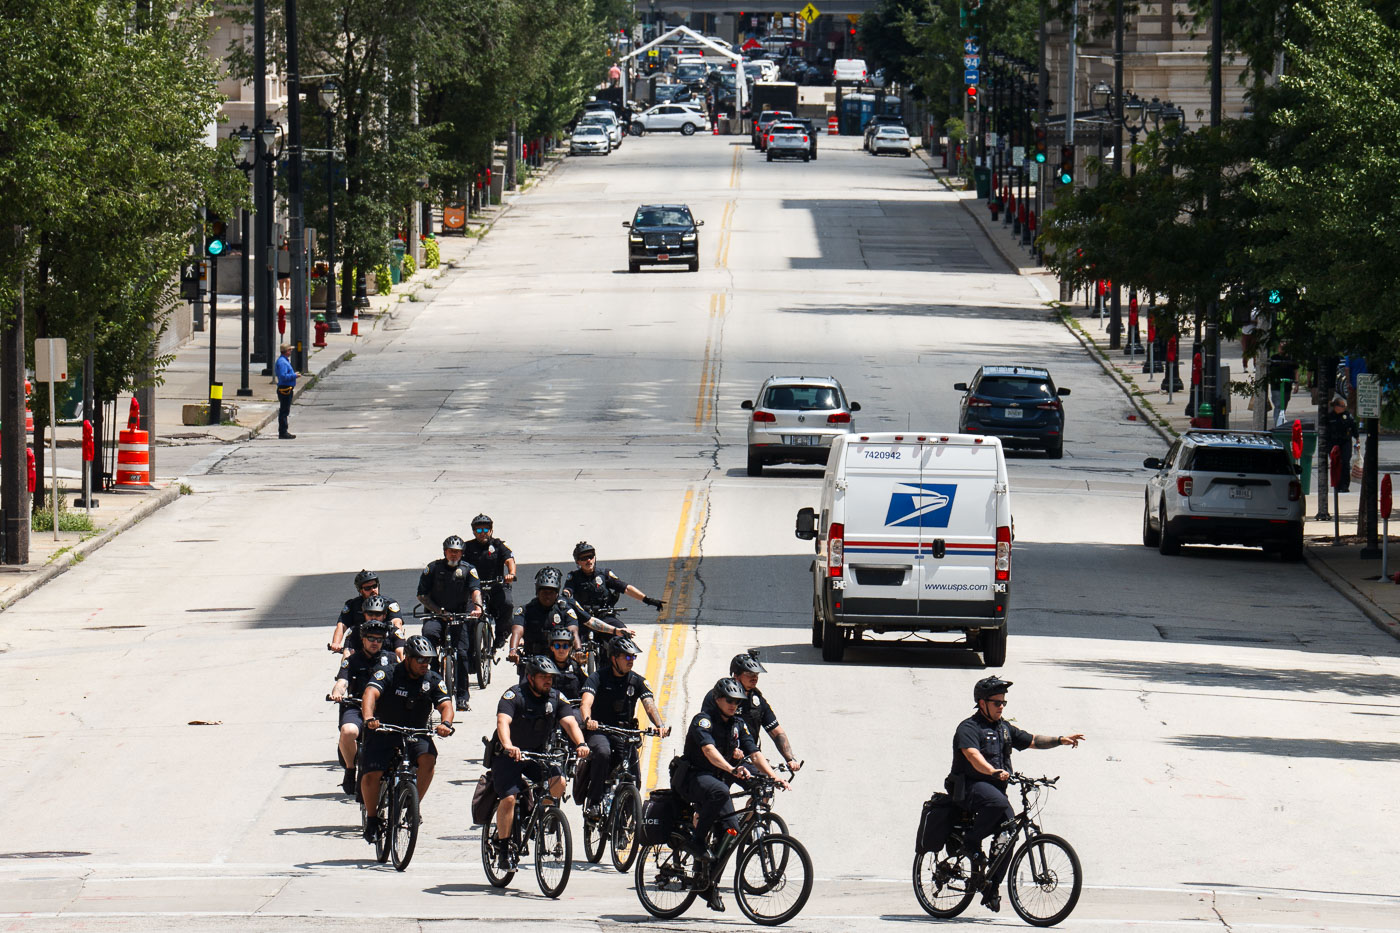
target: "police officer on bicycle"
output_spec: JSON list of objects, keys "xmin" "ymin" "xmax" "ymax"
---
[
  {"xmin": 730, "ymin": 650, "xmax": 802, "ymax": 773},
  {"xmin": 509, "ymin": 567, "xmax": 633, "ymax": 666},
  {"xmin": 418, "ymin": 535, "xmax": 484, "ymax": 711},
  {"xmin": 329, "ymin": 614, "xmax": 394, "ymax": 795},
  {"xmin": 489, "ymin": 656, "xmax": 590, "ymax": 869},
  {"xmin": 565, "ymin": 541, "xmax": 665, "ymax": 618},
  {"xmin": 329, "ymin": 570, "xmax": 406, "ymax": 659},
  {"xmin": 543, "ymin": 626, "xmax": 587, "ymax": 701},
  {"xmin": 578, "ymin": 636, "xmax": 670, "ymax": 818},
  {"xmin": 359, "ymin": 635, "xmax": 455, "ymax": 842},
  {"xmin": 672, "ymin": 677, "xmax": 788, "ymax": 912},
  {"xmin": 948, "ymin": 676, "xmax": 1083, "ymax": 912},
  {"xmin": 462, "ymin": 514, "xmax": 516, "ymax": 653}
]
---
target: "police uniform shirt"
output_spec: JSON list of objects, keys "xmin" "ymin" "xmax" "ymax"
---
[
  {"xmin": 515, "ymin": 596, "xmax": 586, "ymax": 656},
  {"xmin": 496, "ymin": 684, "xmax": 578, "ymax": 752},
  {"xmin": 951, "ymin": 711, "xmax": 1032, "ymax": 784},
  {"xmin": 417, "ymin": 559, "xmax": 481, "ymax": 612},
  {"xmin": 365, "ymin": 663, "xmax": 450, "ymax": 728},
  {"xmin": 337, "ymin": 593, "xmax": 404, "ymax": 630},
  {"xmin": 335, "ymin": 648, "xmax": 395, "ymax": 698},
  {"xmin": 462, "ymin": 537, "xmax": 513, "ymax": 580},
  {"xmin": 582, "ymin": 668, "xmax": 652, "ymax": 729},
  {"xmin": 683, "ymin": 698, "xmax": 757, "ymax": 778},
  {"xmin": 740, "ymin": 687, "xmax": 780, "ymax": 744},
  {"xmin": 551, "ymin": 659, "xmax": 586, "ymax": 703},
  {"xmin": 564, "ymin": 566, "xmax": 628, "ymax": 612}
]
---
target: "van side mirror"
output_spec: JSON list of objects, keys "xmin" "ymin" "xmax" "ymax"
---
[
  {"xmin": 622, "ymin": 221, "xmax": 632, "ymax": 227},
  {"xmin": 1143, "ymin": 457, "xmax": 1162, "ymax": 470},
  {"xmin": 849, "ymin": 402, "xmax": 861, "ymax": 412},
  {"xmin": 741, "ymin": 399, "xmax": 754, "ymax": 410},
  {"xmin": 1057, "ymin": 387, "xmax": 1072, "ymax": 397},
  {"xmin": 795, "ymin": 507, "xmax": 817, "ymax": 540},
  {"xmin": 953, "ymin": 382, "xmax": 968, "ymax": 392},
  {"xmin": 696, "ymin": 219, "xmax": 705, "ymax": 226}
]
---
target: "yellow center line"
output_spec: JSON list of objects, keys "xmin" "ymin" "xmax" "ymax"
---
[
  {"xmin": 693, "ymin": 292, "xmax": 728, "ymax": 431},
  {"xmin": 728, "ymin": 145, "xmax": 741, "ymax": 189}
]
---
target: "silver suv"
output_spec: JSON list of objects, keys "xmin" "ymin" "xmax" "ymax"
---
[
  {"xmin": 740, "ymin": 376, "xmax": 859, "ymax": 476},
  {"xmin": 1141, "ymin": 430, "xmax": 1304, "ymax": 559}
]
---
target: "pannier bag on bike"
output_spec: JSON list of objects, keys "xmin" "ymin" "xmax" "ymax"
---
[
  {"xmin": 573, "ymin": 756, "xmax": 592, "ymax": 805},
  {"xmin": 916, "ymin": 792, "xmax": 958, "ymax": 854},
  {"xmin": 639, "ymin": 789, "xmax": 681, "ymax": 847},
  {"xmin": 471, "ymin": 771, "xmax": 498, "ymax": 826}
]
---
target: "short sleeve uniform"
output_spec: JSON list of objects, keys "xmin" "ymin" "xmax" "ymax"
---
[
  {"xmin": 333, "ymin": 648, "xmax": 394, "ymax": 728},
  {"xmin": 564, "ymin": 567, "xmax": 628, "ymax": 613},
  {"xmin": 682, "ymin": 699, "xmax": 757, "ymax": 781},
  {"xmin": 582, "ymin": 669, "xmax": 652, "ymax": 729},
  {"xmin": 739, "ymin": 688, "xmax": 780, "ymax": 748},
  {"xmin": 491, "ymin": 684, "xmax": 579, "ymax": 797},
  {"xmin": 359, "ymin": 664, "xmax": 450, "ymax": 772},
  {"xmin": 950, "ymin": 712, "xmax": 1032, "ymax": 788}
]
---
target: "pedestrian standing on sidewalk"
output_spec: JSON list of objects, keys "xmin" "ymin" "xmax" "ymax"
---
[
  {"xmin": 275, "ymin": 343, "xmax": 297, "ymax": 440},
  {"xmin": 1268, "ymin": 350, "xmax": 1297, "ymax": 428},
  {"xmin": 1324, "ymin": 395, "xmax": 1357, "ymax": 492}
]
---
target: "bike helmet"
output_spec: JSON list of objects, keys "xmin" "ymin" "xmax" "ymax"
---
[
  {"xmin": 573, "ymin": 541, "xmax": 596, "ymax": 560},
  {"xmin": 973, "ymin": 676, "xmax": 1014, "ymax": 701},
  {"xmin": 404, "ymin": 634, "xmax": 435, "ymax": 659},
  {"xmin": 712, "ymin": 677, "xmax": 747, "ymax": 702},
  {"xmin": 443, "ymin": 535, "xmax": 466, "ymax": 551},
  {"xmin": 353, "ymin": 569, "xmax": 379, "ymax": 587},
  {"xmin": 547, "ymin": 626, "xmax": 574, "ymax": 645},
  {"xmin": 524, "ymin": 655, "xmax": 561, "ymax": 677},
  {"xmin": 472, "ymin": 513, "xmax": 493, "ymax": 529},
  {"xmin": 730, "ymin": 651, "xmax": 766, "ymax": 676},
  {"xmin": 359, "ymin": 617, "xmax": 390, "ymax": 637},
  {"xmin": 608, "ymin": 636, "xmax": 642, "ymax": 658},
  {"xmin": 361, "ymin": 595, "xmax": 388, "ymax": 614},
  {"xmin": 535, "ymin": 566, "xmax": 564, "ymax": 590}
]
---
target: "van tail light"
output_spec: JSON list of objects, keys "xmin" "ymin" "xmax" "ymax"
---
[
  {"xmin": 1177, "ymin": 476, "xmax": 1193, "ymax": 496},
  {"xmin": 967, "ymin": 396, "xmax": 993, "ymax": 408},
  {"xmin": 828, "ymin": 522, "xmax": 844, "ymax": 578},
  {"xmin": 827, "ymin": 412, "xmax": 851, "ymax": 424},
  {"xmin": 751, "ymin": 410, "xmax": 776, "ymax": 423},
  {"xmin": 1288, "ymin": 480, "xmax": 1302, "ymax": 501},
  {"xmin": 995, "ymin": 526, "xmax": 1011, "ymax": 581}
]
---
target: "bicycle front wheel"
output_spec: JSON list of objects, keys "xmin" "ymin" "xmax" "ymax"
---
[
  {"xmin": 912, "ymin": 849, "xmax": 976, "ymax": 918},
  {"xmin": 475, "ymin": 619, "xmax": 493, "ymax": 689},
  {"xmin": 373, "ymin": 785, "xmax": 391, "ymax": 864},
  {"xmin": 1007, "ymin": 833, "xmax": 1082, "ymax": 927},
  {"xmin": 742, "ymin": 812, "xmax": 791, "ymax": 886},
  {"xmin": 734, "ymin": 833, "xmax": 812, "ymax": 926},
  {"xmin": 441, "ymin": 647, "xmax": 456, "ymax": 701},
  {"xmin": 389, "ymin": 779, "xmax": 420, "ymax": 871},
  {"xmin": 534, "ymin": 806, "xmax": 573, "ymax": 898},
  {"xmin": 583, "ymin": 812, "xmax": 606, "ymax": 863},
  {"xmin": 609, "ymin": 784, "xmax": 642, "ymax": 873},
  {"xmin": 635, "ymin": 841, "xmax": 698, "ymax": 919},
  {"xmin": 480, "ymin": 813, "xmax": 515, "ymax": 888}
]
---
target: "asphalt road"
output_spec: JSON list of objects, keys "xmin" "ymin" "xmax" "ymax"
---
[{"xmin": 1, "ymin": 132, "xmax": 1398, "ymax": 931}]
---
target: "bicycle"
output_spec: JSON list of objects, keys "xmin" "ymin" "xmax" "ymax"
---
[
  {"xmin": 913, "ymin": 774, "xmax": 1082, "ymax": 927},
  {"xmin": 480, "ymin": 749, "xmax": 574, "ymax": 898},
  {"xmin": 476, "ymin": 577, "xmax": 508, "ymax": 685},
  {"xmin": 635, "ymin": 766, "xmax": 812, "ymax": 926},
  {"xmin": 414, "ymin": 607, "xmax": 478, "ymax": 702},
  {"xmin": 580, "ymin": 724, "xmax": 660, "ymax": 872},
  {"xmin": 362, "ymin": 721, "xmax": 452, "ymax": 871},
  {"xmin": 578, "ymin": 605, "xmax": 626, "ymax": 677}
]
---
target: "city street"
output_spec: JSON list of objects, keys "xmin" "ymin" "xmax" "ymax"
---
[{"xmin": 0, "ymin": 133, "xmax": 1397, "ymax": 930}]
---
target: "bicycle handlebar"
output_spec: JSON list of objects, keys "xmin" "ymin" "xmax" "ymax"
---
[
  {"xmin": 1008, "ymin": 773, "xmax": 1059, "ymax": 787},
  {"xmin": 326, "ymin": 694, "xmax": 362, "ymax": 708},
  {"xmin": 519, "ymin": 749, "xmax": 567, "ymax": 764},
  {"xmin": 370, "ymin": 722, "xmax": 454, "ymax": 737},
  {"xmin": 589, "ymin": 724, "xmax": 662, "ymax": 738}
]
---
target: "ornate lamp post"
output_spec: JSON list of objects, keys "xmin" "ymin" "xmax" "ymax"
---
[
  {"xmin": 318, "ymin": 79, "xmax": 342, "ymax": 332},
  {"xmin": 234, "ymin": 126, "xmax": 257, "ymax": 397},
  {"xmin": 257, "ymin": 120, "xmax": 284, "ymax": 373}
]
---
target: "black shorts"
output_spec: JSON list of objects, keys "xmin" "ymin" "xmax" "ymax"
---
[
  {"xmin": 359, "ymin": 730, "xmax": 436, "ymax": 774},
  {"xmin": 491, "ymin": 753, "xmax": 562, "ymax": 799},
  {"xmin": 338, "ymin": 707, "xmax": 365, "ymax": 731}
]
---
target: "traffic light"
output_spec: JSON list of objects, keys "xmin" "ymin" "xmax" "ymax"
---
[
  {"xmin": 1033, "ymin": 126, "xmax": 1047, "ymax": 164},
  {"xmin": 205, "ymin": 213, "xmax": 227, "ymax": 258},
  {"xmin": 967, "ymin": 85, "xmax": 979, "ymax": 107},
  {"xmin": 1058, "ymin": 145, "xmax": 1074, "ymax": 185},
  {"xmin": 1267, "ymin": 288, "xmax": 1282, "ymax": 305}
]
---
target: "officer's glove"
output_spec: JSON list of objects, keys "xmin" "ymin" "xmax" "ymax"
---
[{"xmin": 643, "ymin": 596, "xmax": 665, "ymax": 611}]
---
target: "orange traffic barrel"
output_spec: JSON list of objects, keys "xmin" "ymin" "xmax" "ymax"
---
[
  {"xmin": 115, "ymin": 428, "xmax": 153, "ymax": 488},
  {"xmin": 827, "ymin": 114, "xmax": 838, "ymax": 136},
  {"xmin": 24, "ymin": 380, "xmax": 33, "ymax": 433}
]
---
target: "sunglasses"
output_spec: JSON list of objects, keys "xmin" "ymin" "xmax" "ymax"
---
[
  {"xmin": 358, "ymin": 584, "xmax": 377, "ymax": 591},
  {"xmin": 619, "ymin": 654, "xmax": 637, "ymax": 661},
  {"xmin": 577, "ymin": 554, "xmax": 596, "ymax": 561},
  {"xmin": 473, "ymin": 527, "xmax": 491, "ymax": 533},
  {"xmin": 988, "ymin": 699, "xmax": 1007, "ymax": 708},
  {"xmin": 362, "ymin": 635, "xmax": 385, "ymax": 641},
  {"xmin": 551, "ymin": 642, "xmax": 572, "ymax": 649}
]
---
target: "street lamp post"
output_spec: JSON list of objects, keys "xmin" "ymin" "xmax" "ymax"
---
[
  {"xmin": 1121, "ymin": 93, "xmax": 1147, "ymax": 356},
  {"xmin": 234, "ymin": 126, "xmax": 256, "ymax": 397},
  {"xmin": 319, "ymin": 79, "xmax": 341, "ymax": 333},
  {"xmin": 258, "ymin": 120, "xmax": 284, "ymax": 375}
]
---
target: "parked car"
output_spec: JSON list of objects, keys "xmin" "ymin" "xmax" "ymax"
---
[
  {"xmin": 1142, "ymin": 430, "xmax": 1305, "ymax": 559},
  {"xmin": 569, "ymin": 124, "xmax": 610, "ymax": 156},
  {"xmin": 862, "ymin": 114, "xmax": 905, "ymax": 150},
  {"xmin": 954, "ymin": 365, "xmax": 1070, "ymax": 457},
  {"xmin": 740, "ymin": 375, "xmax": 859, "ymax": 475},
  {"xmin": 624, "ymin": 204, "xmax": 702, "ymax": 273},
  {"xmin": 630, "ymin": 103, "xmax": 707, "ymax": 136},
  {"xmin": 752, "ymin": 110, "xmax": 794, "ymax": 149},
  {"xmin": 765, "ymin": 122, "xmax": 812, "ymax": 162},
  {"xmin": 869, "ymin": 125, "xmax": 914, "ymax": 156},
  {"xmin": 578, "ymin": 111, "xmax": 623, "ymax": 149},
  {"xmin": 785, "ymin": 117, "xmax": 819, "ymax": 159},
  {"xmin": 833, "ymin": 58, "xmax": 869, "ymax": 86}
]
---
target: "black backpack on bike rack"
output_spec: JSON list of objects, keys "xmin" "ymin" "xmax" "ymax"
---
[
  {"xmin": 639, "ymin": 789, "xmax": 682, "ymax": 847},
  {"xmin": 916, "ymin": 792, "xmax": 961, "ymax": 854}
]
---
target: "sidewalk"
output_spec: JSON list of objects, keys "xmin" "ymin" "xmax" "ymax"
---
[
  {"xmin": 0, "ymin": 152, "xmax": 565, "ymax": 611},
  {"xmin": 915, "ymin": 145, "xmax": 1400, "ymax": 643}
]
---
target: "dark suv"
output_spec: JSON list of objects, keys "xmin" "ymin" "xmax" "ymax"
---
[
  {"xmin": 623, "ymin": 204, "xmax": 702, "ymax": 273},
  {"xmin": 955, "ymin": 365, "xmax": 1071, "ymax": 458}
]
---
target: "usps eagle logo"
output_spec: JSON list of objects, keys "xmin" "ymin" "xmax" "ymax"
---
[{"xmin": 884, "ymin": 483, "xmax": 957, "ymax": 528}]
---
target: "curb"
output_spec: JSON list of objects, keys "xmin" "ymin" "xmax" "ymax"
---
[
  {"xmin": 0, "ymin": 483, "xmax": 182, "ymax": 612},
  {"xmin": 1057, "ymin": 311, "xmax": 1175, "ymax": 446},
  {"xmin": 913, "ymin": 149, "xmax": 1048, "ymax": 277},
  {"xmin": 1303, "ymin": 548, "xmax": 1400, "ymax": 642}
]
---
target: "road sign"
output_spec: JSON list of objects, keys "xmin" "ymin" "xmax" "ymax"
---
[
  {"xmin": 964, "ymin": 69, "xmax": 979, "ymax": 85},
  {"xmin": 964, "ymin": 55, "xmax": 980, "ymax": 69},
  {"xmin": 34, "ymin": 338, "xmax": 68, "ymax": 383},
  {"xmin": 798, "ymin": 3, "xmax": 819, "ymax": 23},
  {"xmin": 1357, "ymin": 373, "xmax": 1382, "ymax": 418},
  {"xmin": 964, "ymin": 39, "xmax": 979, "ymax": 54}
]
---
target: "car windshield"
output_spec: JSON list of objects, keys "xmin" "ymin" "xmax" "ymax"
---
[
  {"xmin": 878, "ymin": 127, "xmax": 908, "ymax": 136},
  {"xmin": 1188, "ymin": 447, "xmax": 1294, "ymax": 475},
  {"xmin": 634, "ymin": 208, "xmax": 692, "ymax": 226},
  {"xmin": 976, "ymin": 376, "xmax": 1054, "ymax": 400},
  {"xmin": 772, "ymin": 125, "xmax": 803, "ymax": 134},
  {"xmin": 763, "ymin": 384, "xmax": 841, "ymax": 411},
  {"xmin": 575, "ymin": 126, "xmax": 606, "ymax": 135}
]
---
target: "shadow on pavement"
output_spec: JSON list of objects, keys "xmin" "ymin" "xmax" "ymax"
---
[
  {"xmin": 1166, "ymin": 735, "xmax": 1400, "ymax": 761},
  {"xmin": 1050, "ymin": 658, "xmax": 1400, "ymax": 697}
]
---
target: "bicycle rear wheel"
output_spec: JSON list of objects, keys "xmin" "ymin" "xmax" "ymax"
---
[
  {"xmin": 609, "ymin": 784, "xmax": 642, "ymax": 872},
  {"xmin": 583, "ymin": 812, "xmax": 606, "ymax": 863},
  {"xmin": 475, "ymin": 619, "xmax": 493, "ymax": 689},
  {"xmin": 635, "ymin": 842, "xmax": 699, "ymax": 919},
  {"xmin": 734, "ymin": 833, "xmax": 813, "ymax": 926},
  {"xmin": 441, "ymin": 646, "xmax": 456, "ymax": 702},
  {"xmin": 480, "ymin": 813, "xmax": 515, "ymax": 888},
  {"xmin": 1007, "ymin": 833, "xmax": 1081, "ymax": 927},
  {"xmin": 912, "ymin": 849, "xmax": 976, "ymax": 918},
  {"xmin": 534, "ymin": 805, "xmax": 573, "ymax": 898},
  {"xmin": 389, "ymin": 779, "xmax": 420, "ymax": 871},
  {"xmin": 373, "ymin": 785, "xmax": 391, "ymax": 863}
]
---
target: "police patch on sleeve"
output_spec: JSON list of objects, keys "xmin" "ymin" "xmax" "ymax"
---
[
  {"xmin": 752, "ymin": 695, "xmax": 762, "ymax": 707},
  {"xmin": 513, "ymin": 607, "xmax": 523, "ymax": 617},
  {"xmin": 504, "ymin": 689, "xmax": 516, "ymax": 700},
  {"xmin": 607, "ymin": 570, "xmax": 618, "ymax": 579},
  {"xmin": 373, "ymin": 670, "xmax": 386, "ymax": 681},
  {"xmin": 388, "ymin": 601, "xmax": 400, "ymax": 613},
  {"xmin": 698, "ymin": 717, "xmax": 711, "ymax": 729},
  {"xmin": 338, "ymin": 659, "xmax": 349, "ymax": 670},
  {"xmin": 470, "ymin": 567, "xmax": 480, "ymax": 578},
  {"xmin": 439, "ymin": 681, "xmax": 448, "ymax": 693}
]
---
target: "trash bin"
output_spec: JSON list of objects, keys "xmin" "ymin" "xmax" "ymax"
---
[
  {"xmin": 974, "ymin": 167, "xmax": 991, "ymax": 199},
  {"xmin": 1271, "ymin": 420, "xmax": 1318, "ymax": 495},
  {"xmin": 389, "ymin": 240, "xmax": 406, "ymax": 284}
]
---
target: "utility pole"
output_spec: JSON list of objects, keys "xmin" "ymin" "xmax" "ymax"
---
[
  {"xmin": 1108, "ymin": 0, "xmax": 1124, "ymax": 350},
  {"xmin": 252, "ymin": 0, "xmax": 269, "ymax": 372},
  {"xmin": 1205, "ymin": 0, "xmax": 1224, "ymax": 426},
  {"xmin": 285, "ymin": 0, "xmax": 308, "ymax": 372},
  {"xmin": 3, "ymin": 227, "xmax": 28, "ymax": 564},
  {"xmin": 1038, "ymin": 0, "xmax": 1048, "ymax": 261}
]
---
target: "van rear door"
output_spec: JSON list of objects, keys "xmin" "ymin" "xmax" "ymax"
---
[
  {"xmin": 914, "ymin": 443, "xmax": 999, "ymax": 619},
  {"xmin": 839, "ymin": 439, "xmax": 926, "ymax": 617}
]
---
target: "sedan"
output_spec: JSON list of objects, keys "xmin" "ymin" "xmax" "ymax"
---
[
  {"xmin": 870, "ymin": 125, "xmax": 913, "ymax": 156},
  {"xmin": 569, "ymin": 124, "xmax": 610, "ymax": 156},
  {"xmin": 578, "ymin": 113, "xmax": 623, "ymax": 149},
  {"xmin": 624, "ymin": 204, "xmax": 703, "ymax": 273},
  {"xmin": 741, "ymin": 376, "xmax": 860, "ymax": 475},
  {"xmin": 765, "ymin": 123, "xmax": 811, "ymax": 162}
]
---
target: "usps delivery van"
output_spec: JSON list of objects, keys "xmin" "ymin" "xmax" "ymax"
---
[{"xmin": 795, "ymin": 432, "xmax": 1011, "ymax": 665}]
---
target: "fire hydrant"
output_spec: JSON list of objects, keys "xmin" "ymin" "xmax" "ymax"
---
[
  {"xmin": 313, "ymin": 312, "xmax": 329, "ymax": 348},
  {"xmin": 277, "ymin": 304, "xmax": 287, "ymax": 336}
]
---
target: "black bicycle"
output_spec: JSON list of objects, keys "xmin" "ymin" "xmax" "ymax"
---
[
  {"xmin": 913, "ymin": 774, "xmax": 1082, "ymax": 927},
  {"xmin": 476, "ymin": 577, "xmax": 508, "ymax": 685},
  {"xmin": 580, "ymin": 724, "xmax": 660, "ymax": 872},
  {"xmin": 362, "ymin": 722, "xmax": 451, "ymax": 871},
  {"xmin": 415, "ymin": 608, "xmax": 479, "ymax": 701},
  {"xmin": 635, "ymin": 767, "xmax": 812, "ymax": 926},
  {"xmin": 579, "ymin": 605, "xmax": 626, "ymax": 677},
  {"xmin": 480, "ymin": 749, "xmax": 574, "ymax": 898}
]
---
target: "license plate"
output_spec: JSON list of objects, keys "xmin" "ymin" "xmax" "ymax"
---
[
  {"xmin": 1003, "ymin": 408, "xmax": 1023, "ymax": 419},
  {"xmin": 657, "ymin": 253, "xmax": 670, "ymax": 261},
  {"xmin": 1230, "ymin": 486, "xmax": 1252, "ymax": 499},
  {"xmin": 789, "ymin": 435, "xmax": 819, "ymax": 446}
]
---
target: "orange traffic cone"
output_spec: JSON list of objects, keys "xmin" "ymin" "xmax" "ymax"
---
[
  {"xmin": 712, "ymin": 119, "xmax": 719, "ymax": 136},
  {"xmin": 24, "ymin": 380, "xmax": 33, "ymax": 434},
  {"xmin": 350, "ymin": 305, "xmax": 359, "ymax": 337}
]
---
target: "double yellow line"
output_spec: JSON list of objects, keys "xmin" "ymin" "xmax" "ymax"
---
[
  {"xmin": 642, "ymin": 487, "xmax": 709, "ymax": 790},
  {"xmin": 714, "ymin": 199, "xmax": 737, "ymax": 269},
  {"xmin": 693, "ymin": 293, "xmax": 727, "ymax": 430}
]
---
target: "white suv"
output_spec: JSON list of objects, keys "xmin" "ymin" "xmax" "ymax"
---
[
  {"xmin": 1142, "ymin": 430, "xmax": 1304, "ymax": 559},
  {"xmin": 833, "ymin": 58, "xmax": 868, "ymax": 86},
  {"xmin": 740, "ymin": 375, "xmax": 860, "ymax": 475},
  {"xmin": 630, "ymin": 104, "xmax": 707, "ymax": 135}
]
